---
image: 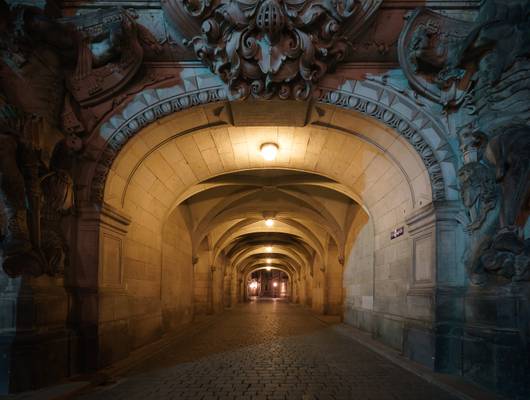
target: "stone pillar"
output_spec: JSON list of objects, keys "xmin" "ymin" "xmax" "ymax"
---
[
  {"xmin": 207, "ymin": 265, "xmax": 215, "ymax": 314},
  {"xmin": 405, "ymin": 201, "xmax": 465, "ymax": 369},
  {"xmin": 73, "ymin": 202, "xmax": 132, "ymax": 371}
]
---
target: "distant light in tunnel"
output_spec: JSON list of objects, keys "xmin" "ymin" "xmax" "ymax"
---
[
  {"xmin": 249, "ymin": 281, "xmax": 258, "ymax": 290},
  {"xmin": 273, "ymin": 282, "xmax": 278, "ymax": 287},
  {"xmin": 260, "ymin": 142, "xmax": 278, "ymax": 161},
  {"xmin": 265, "ymin": 218, "xmax": 274, "ymax": 227}
]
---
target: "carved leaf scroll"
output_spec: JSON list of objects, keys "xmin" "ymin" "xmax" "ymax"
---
[{"xmin": 164, "ymin": 0, "xmax": 382, "ymax": 99}]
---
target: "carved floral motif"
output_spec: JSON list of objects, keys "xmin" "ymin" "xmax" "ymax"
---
[{"xmin": 179, "ymin": 0, "xmax": 378, "ymax": 99}]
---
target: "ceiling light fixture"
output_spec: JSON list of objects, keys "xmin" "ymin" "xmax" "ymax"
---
[
  {"xmin": 266, "ymin": 246, "xmax": 273, "ymax": 252},
  {"xmin": 265, "ymin": 218, "xmax": 274, "ymax": 227},
  {"xmin": 260, "ymin": 142, "xmax": 278, "ymax": 161},
  {"xmin": 266, "ymin": 266, "xmax": 272, "ymax": 271}
]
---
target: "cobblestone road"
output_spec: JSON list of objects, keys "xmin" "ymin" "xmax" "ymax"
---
[{"xmin": 78, "ymin": 300, "xmax": 457, "ymax": 400}]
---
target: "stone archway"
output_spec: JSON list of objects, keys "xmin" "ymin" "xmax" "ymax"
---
[{"xmin": 71, "ymin": 76, "xmax": 464, "ymax": 372}]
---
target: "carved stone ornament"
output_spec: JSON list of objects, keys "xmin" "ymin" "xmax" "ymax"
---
[
  {"xmin": 60, "ymin": 8, "xmax": 162, "ymax": 107},
  {"xmin": 398, "ymin": 8, "xmax": 474, "ymax": 107},
  {"xmin": 166, "ymin": 0, "xmax": 382, "ymax": 99}
]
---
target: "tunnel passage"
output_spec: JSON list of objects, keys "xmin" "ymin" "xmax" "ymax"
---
[
  {"xmin": 247, "ymin": 269, "xmax": 290, "ymax": 299},
  {"xmin": 83, "ymin": 106, "xmax": 444, "ymax": 370},
  {"xmin": 165, "ymin": 169, "xmax": 365, "ymax": 316}
]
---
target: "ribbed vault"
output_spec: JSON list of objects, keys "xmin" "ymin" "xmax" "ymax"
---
[{"xmin": 173, "ymin": 170, "xmax": 360, "ymax": 296}]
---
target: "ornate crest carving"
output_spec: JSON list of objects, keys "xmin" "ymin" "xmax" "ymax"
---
[
  {"xmin": 169, "ymin": 0, "xmax": 382, "ymax": 99},
  {"xmin": 61, "ymin": 8, "xmax": 162, "ymax": 107},
  {"xmin": 398, "ymin": 8, "xmax": 474, "ymax": 106}
]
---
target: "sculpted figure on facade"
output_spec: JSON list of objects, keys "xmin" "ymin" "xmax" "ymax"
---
[
  {"xmin": 457, "ymin": 125, "xmax": 530, "ymax": 283},
  {"xmin": 0, "ymin": 2, "xmax": 75, "ymax": 277},
  {"xmin": 400, "ymin": 0, "xmax": 530, "ymax": 283},
  {"xmin": 0, "ymin": 2, "xmax": 160, "ymax": 277}
]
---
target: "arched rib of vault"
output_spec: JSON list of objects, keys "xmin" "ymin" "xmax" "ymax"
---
[
  {"xmin": 244, "ymin": 266, "xmax": 294, "ymax": 283},
  {"xmin": 194, "ymin": 206, "xmax": 342, "ymax": 257},
  {"xmin": 191, "ymin": 187, "xmax": 345, "ymax": 249},
  {"xmin": 205, "ymin": 219, "xmax": 325, "ymax": 260},
  {"xmin": 191, "ymin": 185, "xmax": 347, "ymax": 237},
  {"xmin": 239, "ymin": 258, "xmax": 298, "ymax": 280},
  {"xmin": 238, "ymin": 256, "xmax": 299, "ymax": 276},
  {"xmin": 226, "ymin": 238, "xmax": 312, "ymax": 269},
  {"xmin": 229, "ymin": 245, "xmax": 306, "ymax": 274},
  {"xmin": 224, "ymin": 234, "xmax": 314, "ymax": 266},
  {"xmin": 102, "ymin": 122, "xmax": 426, "ymax": 238},
  {"xmin": 172, "ymin": 173, "xmax": 366, "ymax": 213},
  {"xmin": 87, "ymin": 75, "xmax": 456, "ymax": 207},
  {"xmin": 212, "ymin": 220, "xmax": 324, "ymax": 264}
]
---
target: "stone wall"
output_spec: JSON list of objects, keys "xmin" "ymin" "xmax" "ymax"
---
[{"xmin": 161, "ymin": 207, "xmax": 194, "ymax": 331}]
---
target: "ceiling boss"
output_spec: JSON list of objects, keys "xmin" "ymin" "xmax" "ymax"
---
[{"xmin": 166, "ymin": 0, "xmax": 382, "ymax": 99}]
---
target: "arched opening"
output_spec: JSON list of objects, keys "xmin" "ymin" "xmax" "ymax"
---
[
  {"xmin": 246, "ymin": 268, "xmax": 290, "ymax": 300},
  {"xmin": 75, "ymin": 98, "xmax": 457, "ymax": 371}
]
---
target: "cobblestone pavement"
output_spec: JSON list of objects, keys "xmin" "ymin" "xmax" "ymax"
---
[{"xmin": 78, "ymin": 300, "xmax": 457, "ymax": 400}]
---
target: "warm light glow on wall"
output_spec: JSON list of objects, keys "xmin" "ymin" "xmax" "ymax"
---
[
  {"xmin": 265, "ymin": 218, "xmax": 274, "ymax": 227},
  {"xmin": 260, "ymin": 143, "xmax": 278, "ymax": 161},
  {"xmin": 273, "ymin": 282, "xmax": 278, "ymax": 287}
]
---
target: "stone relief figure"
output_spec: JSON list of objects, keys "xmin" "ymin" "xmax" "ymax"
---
[
  {"xmin": 400, "ymin": 0, "xmax": 530, "ymax": 107},
  {"xmin": 0, "ymin": 1, "xmax": 79, "ymax": 277},
  {"xmin": 0, "ymin": 2, "xmax": 159, "ymax": 277},
  {"xmin": 0, "ymin": 97, "xmax": 44, "ymax": 276},
  {"xmin": 62, "ymin": 7, "xmax": 162, "ymax": 110},
  {"xmin": 458, "ymin": 160, "xmax": 499, "ymax": 284},
  {"xmin": 398, "ymin": 9, "xmax": 473, "ymax": 105},
  {"xmin": 458, "ymin": 0, "xmax": 530, "ymax": 88},
  {"xmin": 400, "ymin": 0, "xmax": 530, "ymax": 284},
  {"xmin": 458, "ymin": 126, "xmax": 530, "ymax": 284},
  {"xmin": 484, "ymin": 125, "xmax": 530, "ymax": 230}
]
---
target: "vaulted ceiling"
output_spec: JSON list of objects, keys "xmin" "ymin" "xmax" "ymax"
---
[{"xmin": 176, "ymin": 170, "xmax": 363, "ymax": 280}]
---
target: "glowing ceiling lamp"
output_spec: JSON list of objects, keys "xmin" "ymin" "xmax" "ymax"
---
[
  {"xmin": 260, "ymin": 142, "xmax": 278, "ymax": 161},
  {"xmin": 266, "ymin": 266, "xmax": 272, "ymax": 271},
  {"xmin": 265, "ymin": 218, "xmax": 274, "ymax": 227},
  {"xmin": 266, "ymin": 246, "xmax": 273, "ymax": 252}
]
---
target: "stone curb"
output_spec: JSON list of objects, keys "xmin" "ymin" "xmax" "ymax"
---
[{"xmin": 324, "ymin": 321, "xmax": 507, "ymax": 400}]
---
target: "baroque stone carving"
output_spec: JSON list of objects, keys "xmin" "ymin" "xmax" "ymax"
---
[
  {"xmin": 458, "ymin": 125, "xmax": 530, "ymax": 284},
  {"xmin": 0, "ymin": 3, "xmax": 159, "ymax": 277},
  {"xmin": 399, "ymin": 1, "xmax": 530, "ymax": 283},
  {"xmin": 61, "ymin": 8, "xmax": 162, "ymax": 108},
  {"xmin": 173, "ymin": 0, "xmax": 382, "ymax": 99},
  {"xmin": 89, "ymin": 79, "xmax": 451, "ymax": 205},
  {"xmin": 399, "ymin": 1, "xmax": 530, "ymax": 111},
  {"xmin": 398, "ymin": 8, "xmax": 473, "ymax": 106}
]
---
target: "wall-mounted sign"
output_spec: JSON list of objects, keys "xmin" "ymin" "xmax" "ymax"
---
[{"xmin": 391, "ymin": 227, "xmax": 404, "ymax": 240}]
